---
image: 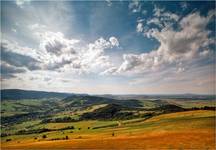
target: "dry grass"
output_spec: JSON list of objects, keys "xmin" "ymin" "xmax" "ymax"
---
[{"xmin": 2, "ymin": 110, "xmax": 215, "ymax": 149}]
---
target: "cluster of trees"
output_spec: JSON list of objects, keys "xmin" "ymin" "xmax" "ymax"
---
[
  {"xmin": 1, "ymin": 133, "xmax": 11, "ymax": 137},
  {"xmin": 15, "ymin": 126, "xmax": 75, "ymax": 135},
  {"xmin": 92, "ymin": 123, "xmax": 118, "ymax": 129},
  {"xmin": 41, "ymin": 117, "xmax": 78, "ymax": 123},
  {"xmin": 187, "ymin": 106, "xmax": 216, "ymax": 111},
  {"xmin": 16, "ymin": 128, "xmax": 52, "ymax": 135},
  {"xmin": 50, "ymin": 136, "xmax": 69, "ymax": 141},
  {"xmin": 2, "ymin": 112, "xmax": 41, "ymax": 126}
]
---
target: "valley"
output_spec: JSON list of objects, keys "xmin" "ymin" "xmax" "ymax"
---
[{"xmin": 1, "ymin": 89, "xmax": 215, "ymax": 149}]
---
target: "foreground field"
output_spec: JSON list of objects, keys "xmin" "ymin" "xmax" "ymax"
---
[{"xmin": 2, "ymin": 110, "xmax": 215, "ymax": 149}]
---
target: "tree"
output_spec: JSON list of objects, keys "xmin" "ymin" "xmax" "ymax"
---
[
  {"xmin": 112, "ymin": 132, "xmax": 114, "ymax": 137},
  {"xmin": 65, "ymin": 136, "xmax": 69, "ymax": 140},
  {"xmin": 6, "ymin": 139, "xmax": 11, "ymax": 142}
]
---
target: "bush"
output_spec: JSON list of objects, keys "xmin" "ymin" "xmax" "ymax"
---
[
  {"xmin": 60, "ymin": 126, "xmax": 75, "ymax": 130},
  {"xmin": 6, "ymin": 139, "xmax": 12, "ymax": 142},
  {"xmin": 112, "ymin": 132, "xmax": 115, "ymax": 137},
  {"xmin": 65, "ymin": 136, "xmax": 69, "ymax": 140},
  {"xmin": 42, "ymin": 135, "xmax": 47, "ymax": 138}
]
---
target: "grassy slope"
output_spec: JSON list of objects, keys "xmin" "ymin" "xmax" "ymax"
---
[{"xmin": 1, "ymin": 110, "xmax": 215, "ymax": 149}]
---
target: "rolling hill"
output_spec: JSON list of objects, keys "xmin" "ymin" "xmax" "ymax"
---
[{"xmin": 1, "ymin": 89, "xmax": 73, "ymax": 100}]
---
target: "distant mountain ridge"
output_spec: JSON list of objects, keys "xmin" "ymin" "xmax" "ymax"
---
[
  {"xmin": 99, "ymin": 94, "xmax": 215, "ymax": 100},
  {"xmin": 1, "ymin": 89, "xmax": 73, "ymax": 100},
  {"xmin": 1, "ymin": 89, "xmax": 215, "ymax": 101}
]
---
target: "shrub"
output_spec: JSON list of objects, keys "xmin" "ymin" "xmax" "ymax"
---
[
  {"xmin": 42, "ymin": 135, "xmax": 47, "ymax": 138},
  {"xmin": 65, "ymin": 136, "xmax": 69, "ymax": 140},
  {"xmin": 6, "ymin": 139, "xmax": 12, "ymax": 142},
  {"xmin": 112, "ymin": 132, "xmax": 115, "ymax": 137}
]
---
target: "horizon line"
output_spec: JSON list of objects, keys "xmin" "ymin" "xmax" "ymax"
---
[{"xmin": 1, "ymin": 88, "xmax": 215, "ymax": 96}]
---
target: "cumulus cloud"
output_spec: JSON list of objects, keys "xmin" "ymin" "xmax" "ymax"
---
[
  {"xmin": 145, "ymin": 5, "xmax": 180, "ymax": 30},
  {"xmin": 2, "ymin": 28, "xmax": 120, "ymax": 78},
  {"xmin": 104, "ymin": 10, "xmax": 215, "ymax": 75},
  {"xmin": 80, "ymin": 37, "xmax": 119, "ymax": 73},
  {"xmin": 38, "ymin": 31, "xmax": 79, "ymax": 55},
  {"xmin": 136, "ymin": 22, "xmax": 143, "ymax": 33},
  {"xmin": 109, "ymin": 37, "xmax": 119, "ymax": 47}
]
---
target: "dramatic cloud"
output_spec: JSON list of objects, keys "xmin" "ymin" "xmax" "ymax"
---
[
  {"xmin": 1, "ymin": 42, "xmax": 41, "ymax": 71},
  {"xmin": 105, "ymin": 10, "xmax": 215, "ymax": 75},
  {"xmin": 1, "ymin": 1, "xmax": 215, "ymax": 94},
  {"xmin": 80, "ymin": 37, "xmax": 118, "ymax": 73},
  {"xmin": 2, "ymin": 28, "xmax": 119, "ymax": 77},
  {"xmin": 1, "ymin": 62, "xmax": 26, "ymax": 79},
  {"xmin": 38, "ymin": 31, "xmax": 79, "ymax": 55}
]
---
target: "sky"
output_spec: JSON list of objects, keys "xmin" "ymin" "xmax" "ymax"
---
[{"xmin": 1, "ymin": 0, "xmax": 215, "ymax": 94}]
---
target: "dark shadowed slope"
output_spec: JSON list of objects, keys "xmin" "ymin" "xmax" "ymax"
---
[{"xmin": 62, "ymin": 95, "xmax": 142, "ymax": 108}]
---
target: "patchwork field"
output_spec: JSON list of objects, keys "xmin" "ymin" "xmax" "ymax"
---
[{"xmin": 2, "ymin": 110, "xmax": 215, "ymax": 149}]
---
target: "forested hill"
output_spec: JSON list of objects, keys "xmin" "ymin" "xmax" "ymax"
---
[{"xmin": 1, "ymin": 89, "xmax": 72, "ymax": 100}]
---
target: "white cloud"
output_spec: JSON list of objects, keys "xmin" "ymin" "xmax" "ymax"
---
[
  {"xmin": 136, "ymin": 22, "xmax": 143, "ymax": 33},
  {"xmin": 147, "ymin": 18, "xmax": 162, "ymax": 27},
  {"xmin": 105, "ymin": 10, "xmax": 215, "ymax": 75},
  {"xmin": 100, "ymin": 67, "xmax": 118, "ymax": 75},
  {"xmin": 28, "ymin": 23, "xmax": 46, "ymax": 30},
  {"xmin": 105, "ymin": 0, "xmax": 112, "ymax": 7},
  {"xmin": 80, "ymin": 37, "xmax": 119, "ymax": 73},
  {"xmin": 2, "ymin": 28, "xmax": 119, "ymax": 76},
  {"xmin": 128, "ymin": 0, "xmax": 141, "ymax": 13},
  {"xmin": 109, "ymin": 37, "xmax": 119, "ymax": 47},
  {"xmin": 145, "ymin": 5, "xmax": 180, "ymax": 30},
  {"xmin": 1, "ymin": 39, "xmax": 39, "ymax": 60},
  {"xmin": 38, "ymin": 31, "xmax": 79, "ymax": 55},
  {"xmin": 12, "ymin": 28, "xmax": 17, "ymax": 33},
  {"xmin": 15, "ymin": 0, "xmax": 31, "ymax": 8}
]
